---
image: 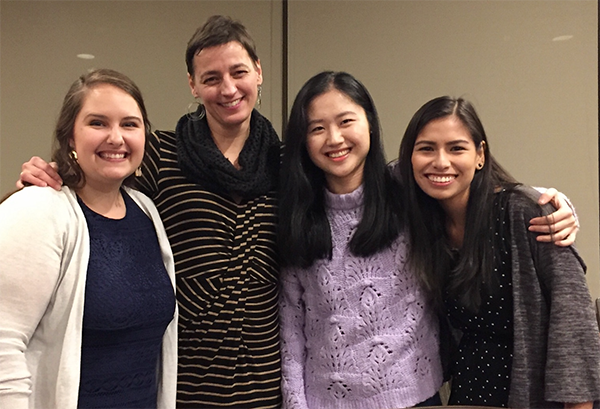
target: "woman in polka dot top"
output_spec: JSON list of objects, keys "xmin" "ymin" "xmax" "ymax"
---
[{"xmin": 397, "ymin": 95, "xmax": 600, "ymax": 408}]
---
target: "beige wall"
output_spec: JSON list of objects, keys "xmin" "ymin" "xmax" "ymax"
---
[
  {"xmin": 287, "ymin": 0, "xmax": 599, "ymax": 299},
  {"xmin": 1, "ymin": 0, "xmax": 598, "ymax": 299}
]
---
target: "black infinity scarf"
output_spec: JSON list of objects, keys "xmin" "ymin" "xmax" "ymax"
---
[{"xmin": 176, "ymin": 109, "xmax": 281, "ymax": 198}]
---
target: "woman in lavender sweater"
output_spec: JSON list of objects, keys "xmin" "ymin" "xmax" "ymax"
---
[
  {"xmin": 277, "ymin": 71, "xmax": 443, "ymax": 408},
  {"xmin": 277, "ymin": 72, "xmax": 579, "ymax": 409}
]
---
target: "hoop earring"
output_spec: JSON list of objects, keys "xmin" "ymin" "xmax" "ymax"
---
[
  {"xmin": 477, "ymin": 163, "xmax": 484, "ymax": 170},
  {"xmin": 257, "ymin": 85, "xmax": 262, "ymax": 108},
  {"xmin": 70, "ymin": 150, "xmax": 78, "ymax": 161},
  {"xmin": 186, "ymin": 98, "xmax": 206, "ymax": 121}
]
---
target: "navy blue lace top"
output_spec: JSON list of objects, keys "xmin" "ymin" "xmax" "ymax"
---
[{"xmin": 77, "ymin": 191, "xmax": 175, "ymax": 409}]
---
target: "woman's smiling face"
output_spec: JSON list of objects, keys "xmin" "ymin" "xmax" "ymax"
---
[
  {"xmin": 71, "ymin": 83, "xmax": 145, "ymax": 190},
  {"xmin": 411, "ymin": 115, "xmax": 484, "ymax": 210},
  {"xmin": 188, "ymin": 41, "xmax": 262, "ymax": 132},
  {"xmin": 305, "ymin": 88, "xmax": 371, "ymax": 194}
]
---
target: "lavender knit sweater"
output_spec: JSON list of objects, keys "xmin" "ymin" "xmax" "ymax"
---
[{"xmin": 279, "ymin": 186, "xmax": 443, "ymax": 409}]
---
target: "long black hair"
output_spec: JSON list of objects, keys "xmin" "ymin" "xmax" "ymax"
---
[
  {"xmin": 397, "ymin": 96, "xmax": 518, "ymax": 311},
  {"xmin": 278, "ymin": 71, "xmax": 403, "ymax": 268}
]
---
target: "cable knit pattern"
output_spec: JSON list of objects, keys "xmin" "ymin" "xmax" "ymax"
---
[{"xmin": 280, "ymin": 186, "xmax": 442, "ymax": 409}]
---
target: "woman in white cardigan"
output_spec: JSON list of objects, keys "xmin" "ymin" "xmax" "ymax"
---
[{"xmin": 0, "ymin": 69, "xmax": 177, "ymax": 409}]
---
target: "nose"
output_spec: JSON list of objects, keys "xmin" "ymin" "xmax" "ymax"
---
[
  {"xmin": 220, "ymin": 75, "xmax": 237, "ymax": 96},
  {"xmin": 106, "ymin": 125, "xmax": 124, "ymax": 145},
  {"xmin": 433, "ymin": 150, "xmax": 450, "ymax": 169},
  {"xmin": 326, "ymin": 127, "xmax": 344, "ymax": 145}
]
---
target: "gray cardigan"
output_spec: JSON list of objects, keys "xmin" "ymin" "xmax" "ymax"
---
[{"xmin": 508, "ymin": 186, "xmax": 600, "ymax": 408}]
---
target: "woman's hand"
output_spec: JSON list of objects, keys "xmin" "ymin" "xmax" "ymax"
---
[
  {"xmin": 529, "ymin": 188, "xmax": 578, "ymax": 247},
  {"xmin": 564, "ymin": 401, "xmax": 593, "ymax": 409},
  {"xmin": 16, "ymin": 156, "xmax": 62, "ymax": 190}
]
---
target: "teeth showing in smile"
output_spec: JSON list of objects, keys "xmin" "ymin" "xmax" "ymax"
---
[
  {"xmin": 222, "ymin": 98, "xmax": 242, "ymax": 108},
  {"xmin": 328, "ymin": 149, "xmax": 349, "ymax": 158},
  {"xmin": 99, "ymin": 152, "xmax": 126, "ymax": 159},
  {"xmin": 428, "ymin": 175, "xmax": 454, "ymax": 183}
]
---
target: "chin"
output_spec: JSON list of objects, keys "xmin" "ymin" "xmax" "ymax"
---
[
  {"xmin": 420, "ymin": 189, "xmax": 445, "ymax": 201},
  {"xmin": 102, "ymin": 172, "xmax": 133, "ymax": 182}
]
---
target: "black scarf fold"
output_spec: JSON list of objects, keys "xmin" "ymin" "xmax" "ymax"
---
[{"xmin": 176, "ymin": 109, "xmax": 281, "ymax": 198}]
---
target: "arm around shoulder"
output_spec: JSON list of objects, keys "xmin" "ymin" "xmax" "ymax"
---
[{"xmin": 530, "ymin": 186, "xmax": 579, "ymax": 246}]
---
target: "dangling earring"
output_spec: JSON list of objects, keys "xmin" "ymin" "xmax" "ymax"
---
[
  {"xmin": 256, "ymin": 85, "xmax": 262, "ymax": 109},
  {"xmin": 186, "ymin": 97, "xmax": 206, "ymax": 121},
  {"xmin": 70, "ymin": 150, "xmax": 78, "ymax": 161},
  {"xmin": 135, "ymin": 167, "xmax": 142, "ymax": 177}
]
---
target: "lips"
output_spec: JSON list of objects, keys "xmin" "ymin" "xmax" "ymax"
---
[
  {"xmin": 98, "ymin": 152, "xmax": 128, "ymax": 160},
  {"xmin": 221, "ymin": 97, "xmax": 243, "ymax": 108},
  {"xmin": 327, "ymin": 149, "xmax": 350, "ymax": 159},
  {"xmin": 427, "ymin": 174, "xmax": 455, "ymax": 183}
]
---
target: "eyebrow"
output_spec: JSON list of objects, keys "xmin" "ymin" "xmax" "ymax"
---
[
  {"xmin": 200, "ymin": 63, "xmax": 250, "ymax": 78},
  {"xmin": 83, "ymin": 113, "xmax": 142, "ymax": 122},
  {"xmin": 414, "ymin": 139, "xmax": 471, "ymax": 146},
  {"xmin": 307, "ymin": 110, "xmax": 356, "ymax": 126}
]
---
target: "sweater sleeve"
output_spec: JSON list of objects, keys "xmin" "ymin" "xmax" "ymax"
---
[
  {"xmin": 279, "ymin": 267, "xmax": 310, "ymax": 409},
  {"xmin": 532, "ymin": 227, "xmax": 600, "ymax": 402},
  {"xmin": 510, "ymin": 188, "xmax": 600, "ymax": 406},
  {"xmin": 0, "ymin": 188, "xmax": 68, "ymax": 408}
]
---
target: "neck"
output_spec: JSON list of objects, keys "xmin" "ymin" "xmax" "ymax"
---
[
  {"xmin": 441, "ymin": 200, "xmax": 467, "ymax": 248},
  {"xmin": 325, "ymin": 170, "xmax": 364, "ymax": 194},
  {"xmin": 207, "ymin": 116, "xmax": 251, "ymax": 169},
  {"xmin": 76, "ymin": 182, "xmax": 126, "ymax": 219}
]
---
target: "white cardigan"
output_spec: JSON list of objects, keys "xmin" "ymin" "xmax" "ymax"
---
[{"xmin": 0, "ymin": 186, "xmax": 178, "ymax": 409}]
